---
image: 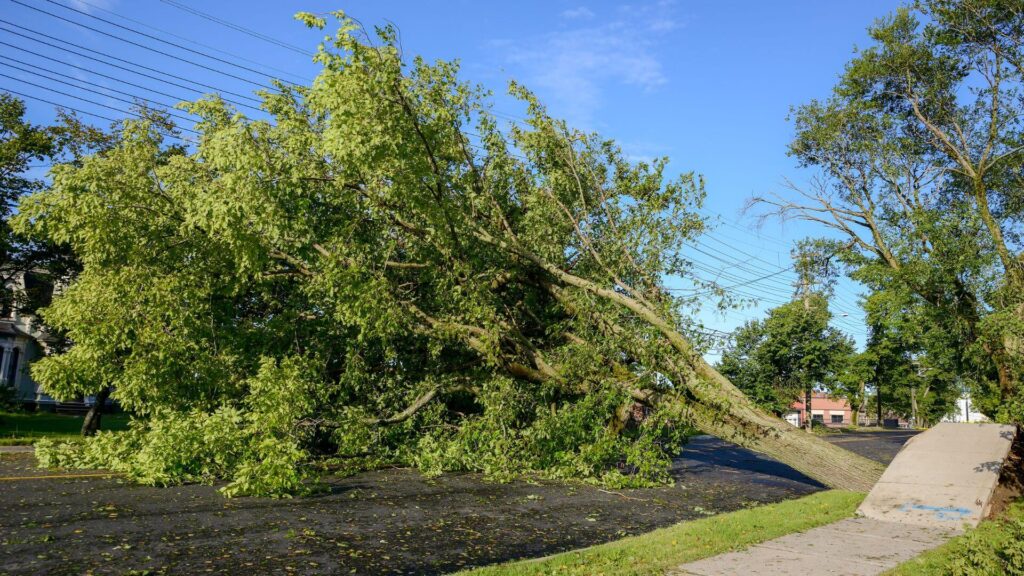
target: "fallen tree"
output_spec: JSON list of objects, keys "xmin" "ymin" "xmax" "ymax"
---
[{"xmin": 19, "ymin": 13, "xmax": 882, "ymax": 495}]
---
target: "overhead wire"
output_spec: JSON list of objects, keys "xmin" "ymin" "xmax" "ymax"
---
[
  {"xmin": 7, "ymin": 0, "xmax": 276, "ymax": 90},
  {"xmin": 158, "ymin": 0, "xmax": 312, "ymax": 56},
  {"xmin": 1, "ymin": 87, "xmax": 190, "ymax": 142},
  {"xmin": 0, "ymin": 21, "xmax": 264, "ymax": 106},
  {"xmin": 0, "ymin": 73, "xmax": 200, "ymax": 136},
  {"xmin": 58, "ymin": 0, "xmax": 309, "ymax": 83},
  {"xmin": 0, "ymin": 59, "xmax": 198, "ymax": 127}
]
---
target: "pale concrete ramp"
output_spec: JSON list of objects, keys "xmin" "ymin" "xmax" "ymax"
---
[
  {"xmin": 857, "ymin": 422, "xmax": 1016, "ymax": 528},
  {"xmin": 672, "ymin": 423, "xmax": 1017, "ymax": 575}
]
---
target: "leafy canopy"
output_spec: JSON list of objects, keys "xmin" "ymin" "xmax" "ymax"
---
[{"xmin": 20, "ymin": 13, "xmax": 711, "ymax": 495}]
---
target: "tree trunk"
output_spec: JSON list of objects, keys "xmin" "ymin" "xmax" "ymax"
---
[
  {"xmin": 804, "ymin": 387, "xmax": 813, "ymax": 432},
  {"xmin": 81, "ymin": 386, "xmax": 111, "ymax": 437},
  {"xmin": 467, "ymin": 232, "xmax": 885, "ymax": 492},
  {"xmin": 876, "ymin": 382, "xmax": 883, "ymax": 426},
  {"xmin": 910, "ymin": 387, "xmax": 917, "ymax": 429},
  {"xmin": 662, "ymin": 361, "xmax": 884, "ymax": 492}
]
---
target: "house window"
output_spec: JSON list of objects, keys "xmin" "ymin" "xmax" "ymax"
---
[
  {"xmin": 6, "ymin": 347, "xmax": 18, "ymax": 385},
  {"xmin": 831, "ymin": 414, "xmax": 844, "ymax": 424},
  {"xmin": 812, "ymin": 413, "xmax": 824, "ymax": 423}
]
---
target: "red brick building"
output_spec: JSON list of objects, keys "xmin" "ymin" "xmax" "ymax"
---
[{"xmin": 785, "ymin": 391, "xmax": 852, "ymax": 428}]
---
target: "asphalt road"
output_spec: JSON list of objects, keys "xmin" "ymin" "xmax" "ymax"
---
[{"xmin": 0, "ymin": 431, "xmax": 915, "ymax": 576}]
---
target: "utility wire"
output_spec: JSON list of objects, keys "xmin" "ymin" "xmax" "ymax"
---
[
  {"xmin": 39, "ymin": 0, "xmax": 298, "ymax": 86},
  {"xmin": 7, "ymin": 0, "xmax": 276, "ymax": 90},
  {"xmin": 0, "ymin": 74, "xmax": 200, "ymax": 136},
  {"xmin": 0, "ymin": 52, "xmax": 251, "ymax": 113},
  {"xmin": 1, "ymin": 87, "xmax": 189, "ymax": 142},
  {"xmin": 159, "ymin": 0, "xmax": 311, "ymax": 56},
  {"xmin": 0, "ymin": 59, "xmax": 198, "ymax": 126},
  {"xmin": 0, "ymin": 21, "xmax": 263, "ymax": 105},
  {"xmin": 61, "ymin": 0, "xmax": 308, "ymax": 83}
]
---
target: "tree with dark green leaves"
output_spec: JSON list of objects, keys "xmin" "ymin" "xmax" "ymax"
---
[
  {"xmin": 861, "ymin": 287, "xmax": 960, "ymax": 427},
  {"xmin": 752, "ymin": 0, "xmax": 1024, "ymax": 424},
  {"xmin": 832, "ymin": 351, "xmax": 872, "ymax": 427},
  {"xmin": 0, "ymin": 92, "xmax": 130, "ymax": 432},
  {"xmin": 0, "ymin": 94, "xmax": 53, "ymax": 314},
  {"xmin": 16, "ymin": 14, "xmax": 884, "ymax": 496},
  {"xmin": 718, "ymin": 240, "xmax": 854, "ymax": 429}
]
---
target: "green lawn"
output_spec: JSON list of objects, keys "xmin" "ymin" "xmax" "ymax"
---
[
  {"xmin": 457, "ymin": 490, "xmax": 865, "ymax": 576},
  {"xmin": 884, "ymin": 501, "xmax": 1024, "ymax": 575},
  {"xmin": 0, "ymin": 410, "xmax": 130, "ymax": 445}
]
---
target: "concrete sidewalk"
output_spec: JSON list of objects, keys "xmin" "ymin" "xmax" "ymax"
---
[
  {"xmin": 668, "ymin": 517, "xmax": 959, "ymax": 576},
  {"xmin": 671, "ymin": 423, "xmax": 1017, "ymax": 576}
]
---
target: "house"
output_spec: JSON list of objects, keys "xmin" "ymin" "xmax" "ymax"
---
[
  {"xmin": 0, "ymin": 271, "xmax": 59, "ymax": 409},
  {"xmin": 942, "ymin": 393, "xmax": 989, "ymax": 423},
  {"xmin": 785, "ymin": 391, "xmax": 852, "ymax": 428}
]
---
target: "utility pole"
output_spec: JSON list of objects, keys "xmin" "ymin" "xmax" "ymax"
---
[
  {"xmin": 801, "ymin": 268, "xmax": 813, "ymax": 432},
  {"xmin": 877, "ymin": 381, "xmax": 883, "ymax": 427}
]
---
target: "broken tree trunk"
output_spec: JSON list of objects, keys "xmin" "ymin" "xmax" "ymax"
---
[
  {"xmin": 81, "ymin": 386, "xmax": 111, "ymax": 437},
  {"xmin": 480, "ymin": 234, "xmax": 886, "ymax": 491},
  {"xmin": 665, "ymin": 361, "xmax": 884, "ymax": 492}
]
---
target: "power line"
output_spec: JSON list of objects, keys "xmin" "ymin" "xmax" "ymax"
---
[
  {"xmin": 38, "ymin": 0, "xmax": 298, "ymax": 87},
  {"xmin": 0, "ymin": 21, "xmax": 263, "ymax": 106},
  {"xmin": 1, "ymin": 87, "xmax": 188, "ymax": 142},
  {"xmin": 65, "ymin": 0, "xmax": 308, "ymax": 83},
  {"xmin": 684, "ymin": 235, "xmax": 865, "ymax": 318},
  {"xmin": 672, "ymin": 265, "xmax": 796, "ymax": 297},
  {"xmin": 7, "ymin": 0, "xmax": 276, "ymax": 90},
  {"xmin": 0, "ymin": 74, "xmax": 200, "ymax": 136},
  {"xmin": 158, "ymin": 0, "xmax": 311, "ymax": 56},
  {"xmin": 0, "ymin": 59, "xmax": 198, "ymax": 127},
  {"xmin": 0, "ymin": 52, "xmax": 245, "ymax": 114}
]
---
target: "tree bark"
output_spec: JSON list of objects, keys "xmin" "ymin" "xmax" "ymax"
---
[
  {"xmin": 504, "ymin": 237, "xmax": 886, "ymax": 491},
  {"xmin": 81, "ymin": 386, "xmax": 111, "ymax": 437},
  {"xmin": 804, "ymin": 388, "xmax": 813, "ymax": 432},
  {"xmin": 666, "ymin": 361, "xmax": 883, "ymax": 492},
  {"xmin": 877, "ymin": 381, "xmax": 883, "ymax": 426}
]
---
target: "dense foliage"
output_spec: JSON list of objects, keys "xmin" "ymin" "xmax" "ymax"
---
[
  {"xmin": 718, "ymin": 295, "xmax": 853, "ymax": 416},
  {"xmin": 754, "ymin": 0, "xmax": 1024, "ymax": 424},
  {"xmin": 20, "ymin": 13, "xmax": 887, "ymax": 496},
  {"xmin": 17, "ymin": 15, "xmax": 702, "ymax": 495}
]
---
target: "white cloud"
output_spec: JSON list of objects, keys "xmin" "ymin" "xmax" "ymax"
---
[
  {"xmin": 68, "ymin": 0, "xmax": 117, "ymax": 13},
  {"xmin": 561, "ymin": 7, "xmax": 595, "ymax": 20},
  {"xmin": 494, "ymin": 1, "xmax": 682, "ymax": 127}
]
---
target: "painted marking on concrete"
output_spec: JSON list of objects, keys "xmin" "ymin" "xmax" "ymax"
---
[{"xmin": 899, "ymin": 503, "xmax": 972, "ymax": 522}]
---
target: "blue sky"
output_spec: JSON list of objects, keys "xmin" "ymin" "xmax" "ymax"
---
[{"xmin": 2, "ymin": 0, "xmax": 906, "ymax": 357}]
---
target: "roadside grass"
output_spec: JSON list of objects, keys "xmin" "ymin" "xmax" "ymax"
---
[
  {"xmin": 884, "ymin": 501, "xmax": 1024, "ymax": 575},
  {"xmin": 457, "ymin": 490, "xmax": 865, "ymax": 576},
  {"xmin": 0, "ymin": 410, "xmax": 130, "ymax": 445}
]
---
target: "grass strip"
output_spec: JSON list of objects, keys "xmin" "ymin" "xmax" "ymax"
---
[
  {"xmin": 0, "ymin": 411, "xmax": 130, "ymax": 445},
  {"xmin": 458, "ymin": 490, "xmax": 865, "ymax": 576}
]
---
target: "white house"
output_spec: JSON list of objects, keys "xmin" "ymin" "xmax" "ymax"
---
[
  {"xmin": 942, "ymin": 393, "xmax": 989, "ymax": 423},
  {"xmin": 0, "ymin": 271, "xmax": 57, "ymax": 407}
]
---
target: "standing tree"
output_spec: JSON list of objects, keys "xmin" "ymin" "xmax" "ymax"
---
[
  {"xmin": 18, "ymin": 14, "xmax": 884, "ymax": 495},
  {"xmin": 752, "ymin": 0, "xmax": 1024, "ymax": 424},
  {"xmin": 0, "ymin": 93, "xmax": 52, "ymax": 318},
  {"xmin": 718, "ymin": 240, "xmax": 853, "ymax": 429},
  {"xmin": 832, "ymin": 351, "xmax": 873, "ymax": 427},
  {"xmin": 862, "ymin": 287, "xmax": 959, "ymax": 427},
  {"xmin": 0, "ymin": 92, "xmax": 124, "ymax": 433}
]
